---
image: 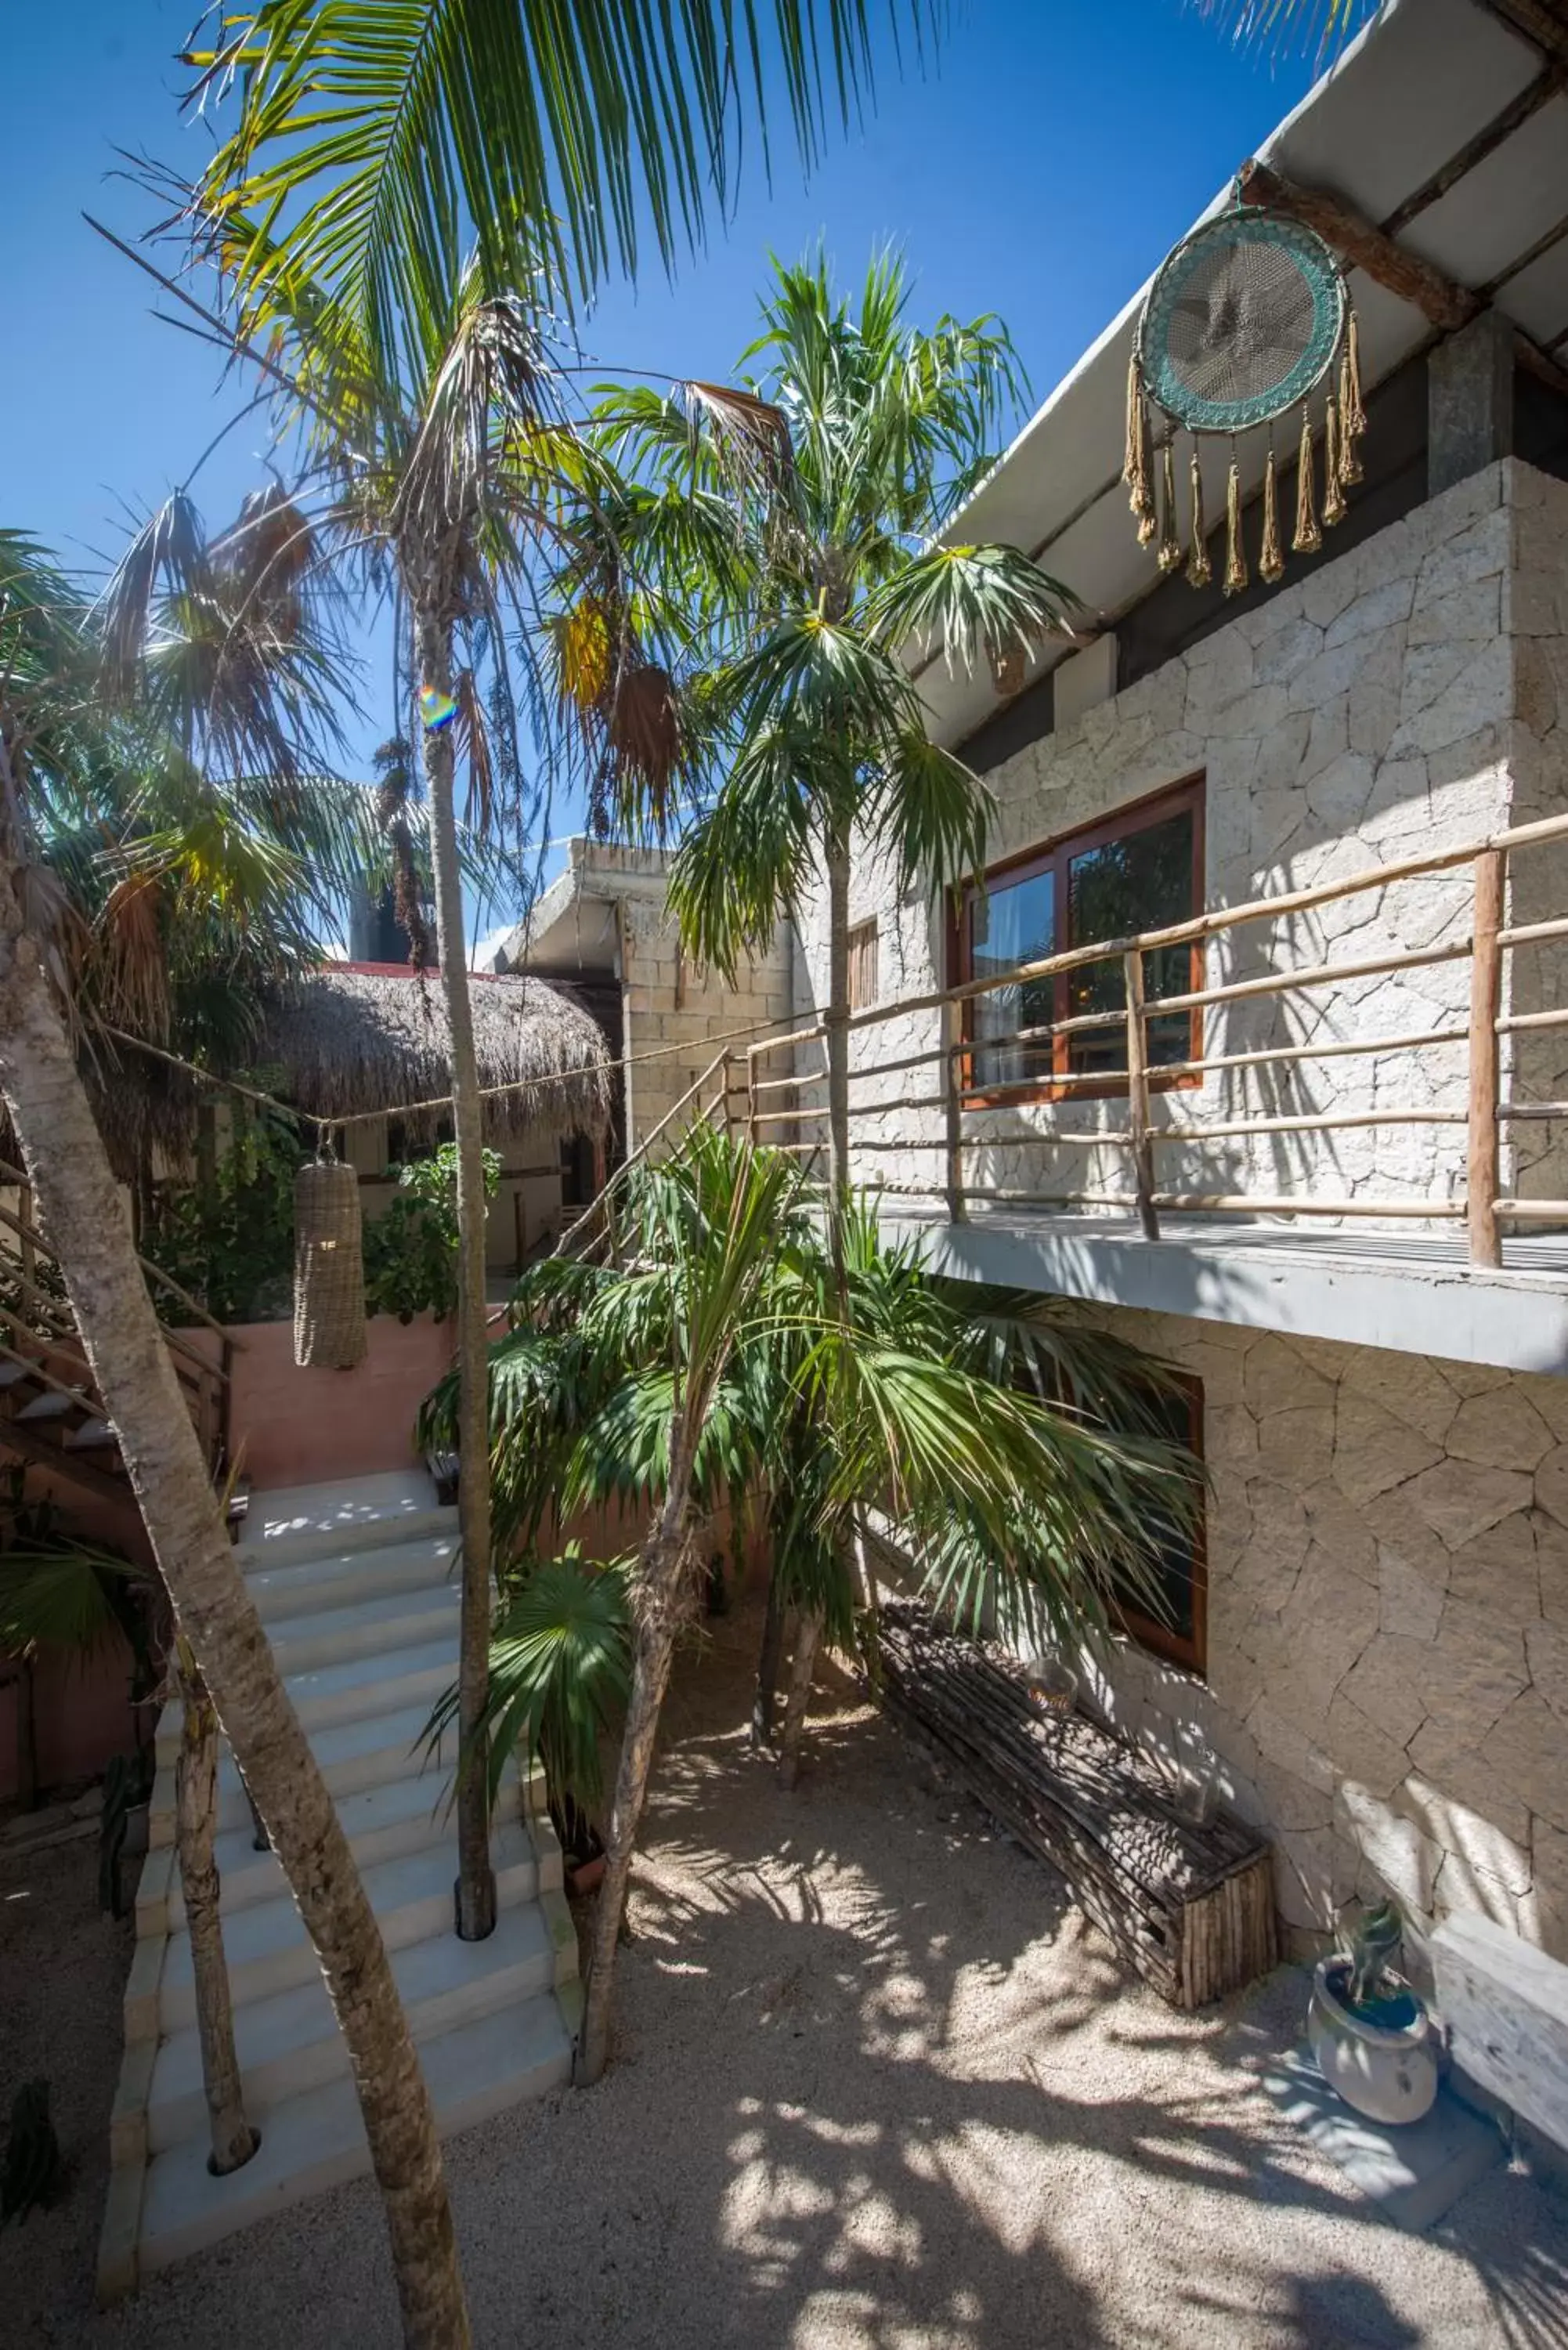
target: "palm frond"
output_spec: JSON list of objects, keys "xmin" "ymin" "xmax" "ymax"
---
[{"xmin": 191, "ymin": 3, "xmax": 945, "ymax": 381}]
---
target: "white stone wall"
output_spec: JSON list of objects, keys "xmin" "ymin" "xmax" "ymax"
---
[
  {"xmin": 620, "ymin": 895, "xmax": 795, "ymax": 1155},
  {"xmin": 795, "ymin": 460, "xmax": 1568, "ymax": 1222},
  {"xmin": 1500, "ymin": 466, "xmax": 1568, "ymax": 1198},
  {"xmin": 1081, "ymin": 1307, "xmax": 1568, "ymax": 1969}
]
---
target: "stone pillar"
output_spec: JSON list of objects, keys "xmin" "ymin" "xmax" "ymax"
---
[{"xmin": 1428, "ymin": 309, "xmax": 1515, "ymax": 497}]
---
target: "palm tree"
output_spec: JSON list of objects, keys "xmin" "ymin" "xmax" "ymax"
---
[
  {"xmin": 186, "ymin": 3, "xmax": 945, "ymax": 381},
  {"xmin": 1, "ymin": 538, "xmax": 470, "ymax": 2342},
  {"xmin": 569, "ymin": 251, "xmax": 1078, "ymax": 1224},
  {"xmin": 425, "ymin": 1124, "xmax": 1197, "ymax": 2083},
  {"xmin": 159, "ymin": 231, "xmax": 633, "ymax": 1942}
]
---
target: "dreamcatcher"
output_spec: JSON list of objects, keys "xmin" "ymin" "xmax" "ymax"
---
[{"xmin": 1124, "ymin": 204, "xmax": 1364, "ymax": 596}]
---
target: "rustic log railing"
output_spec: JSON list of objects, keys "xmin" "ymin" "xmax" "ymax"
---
[
  {"xmin": 0, "ymin": 1163, "xmax": 237, "ymax": 1473},
  {"xmin": 735, "ymin": 810, "xmax": 1568, "ymax": 1267}
]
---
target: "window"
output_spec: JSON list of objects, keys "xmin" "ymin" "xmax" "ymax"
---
[
  {"xmin": 847, "ymin": 917, "xmax": 879, "ymax": 1012},
  {"xmin": 952, "ymin": 778, "xmax": 1204, "ymax": 1100},
  {"xmin": 1112, "ymin": 1374, "xmax": 1207, "ymax": 1675}
]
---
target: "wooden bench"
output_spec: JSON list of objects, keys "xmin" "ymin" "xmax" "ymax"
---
[{"xmin": 878, "ymin": 1604, "xmax": 1278, "ymax": 2009}]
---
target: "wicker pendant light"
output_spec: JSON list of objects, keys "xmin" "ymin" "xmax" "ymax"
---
[{"xmin": 293, "ymin": 1152, "xmax": 367, "ymax": 1369}]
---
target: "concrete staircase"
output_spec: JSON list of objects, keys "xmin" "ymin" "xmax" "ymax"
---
[{"xmin": 99, "ymin": 1470, "xmax": 579, "ymax": 2298}]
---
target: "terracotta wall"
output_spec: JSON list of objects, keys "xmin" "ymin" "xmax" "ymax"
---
[{"xmin": 222, "ymin": 1311, "xmax": 457, "ymax": 1491}]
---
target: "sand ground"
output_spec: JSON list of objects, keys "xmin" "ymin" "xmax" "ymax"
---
[{"xmin": 4, "ymin": 1605, "xmax": 1567, "ymax": 2349}]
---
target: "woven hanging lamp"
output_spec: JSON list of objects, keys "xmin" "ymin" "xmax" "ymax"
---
[
  {"xmin": 293, "ymin": 1151, "xmax": 367, "ymax": 1370},
  {"xmin": 1125, "ymin": 204, "xmax": 1362, "ymax": 598}
]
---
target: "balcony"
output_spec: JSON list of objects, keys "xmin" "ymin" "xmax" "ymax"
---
[{"xmin": 739, "ymin": 811, "xmax": 1568, "ymax": 1373}]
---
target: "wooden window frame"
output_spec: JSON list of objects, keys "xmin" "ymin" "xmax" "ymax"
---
[
  {"xmin": 1114, "ymin": 1372, "xmax": 1208, "ymax": 1676},
  {"xmin": 847, "ymin": 916, "xmax": 880, "ymax": 1013},
  {"xmin": 949, "ymin": 775, "xmax": 1206, "ymax": 1108}
]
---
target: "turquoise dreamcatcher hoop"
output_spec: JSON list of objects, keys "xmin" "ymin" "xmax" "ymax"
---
[{"xmin": 1124, "ymin": 205, "xmax": 1364, "ymax": 595}]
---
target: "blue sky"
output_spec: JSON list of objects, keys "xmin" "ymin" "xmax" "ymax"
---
[{"xmin": 2, "ymin": 1, "xmax": 1321, "ymax": 956}]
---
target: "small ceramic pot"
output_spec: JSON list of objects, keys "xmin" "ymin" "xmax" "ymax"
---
[
  {"xmin": 1307, "ymin": 1957, "xmax": 1439, "ymax": 2125},
  {"xmin": 568, "ymin": 1853, "xmax": 606, "ymax": 1897}
]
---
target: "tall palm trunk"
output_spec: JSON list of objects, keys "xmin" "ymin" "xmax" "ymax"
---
[
  {"xmin": 750, "ymin": 1563, "xmax": 786, "ymax": 1748},
  {"xmin": 0, "ymin": 799, "xmax": 471, "ymax": 2348},
  {"xmin": 575, "ymin": 1426, "xmax": 697, "ymax": 2086},
  {"xmin": 414, "ymin": 606, "xmax": 497, "ymax": 1946},
  {"xmin": 175, "ymin": 1658, "xmax": 257, "ymax": 2175},
  {"xmin": 823, "ymin": 815, "xmax": 852, "ymax": 1226},
  {"xmin": 775, "ymin": 1606, "xmax": 823, "ymax": 1791}
]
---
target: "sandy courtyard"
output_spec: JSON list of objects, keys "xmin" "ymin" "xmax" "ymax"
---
[{"xmin": 5, "ymin": 1607, "xmax": 1568, "ymax": 2350}]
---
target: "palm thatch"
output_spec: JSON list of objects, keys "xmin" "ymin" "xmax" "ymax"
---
[{"xmin": 256, "ymin": 966, "xmax": 612, "ymax": 1147}]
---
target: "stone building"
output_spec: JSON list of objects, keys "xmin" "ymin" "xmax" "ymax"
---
[
  {"xmin": 786, "ymin": 0, "xmax": 1568, "ymax": 1966},
  {"xmin": 496, "ymin": 838, "xmax": 795, "ymax": 1159}
]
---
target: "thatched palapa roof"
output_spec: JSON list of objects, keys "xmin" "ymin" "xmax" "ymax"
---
[{"xmin": 257, "ymin": 964, "xmax": 613, "ymax": 1146}]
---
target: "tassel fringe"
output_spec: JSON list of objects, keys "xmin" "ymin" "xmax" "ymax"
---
[
  {"xmin": 1259, "ymin": 442, "xmax": 1284, "ymax": 585},
  {"xmin": 1293, "ymin": 406, "xmax": 1322, "ymax": 556},
  {"xmin": 1124, "ymin": 354, "xmax": 1154, "ymax": 535},
  {"xmin": 1338, "ymin": 308, "xmax": 1365, "ymax": 487},
  {"xmin": 1223, "ymin": 457, "xmax": 1248, "ymax": 598},
  {"xmin": 1186, "ymin": 450, "xmax": 1212, "ymax": 588},
  {"xmin": 1322, "ymin": 395, "xmax": 1346, "ymax": 526},
  {"xmin": 1157, "ymin": 439, "xmax": 1183, "ymax": 573},
  {"xmin": 1129, "ymin": 307, "xmax": 1360, "ymax": 588}
]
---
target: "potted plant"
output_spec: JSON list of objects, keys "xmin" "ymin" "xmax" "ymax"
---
[{"xmin": 1308, "ymin": 1897, "xmax": 1439, "ymax": 2125}]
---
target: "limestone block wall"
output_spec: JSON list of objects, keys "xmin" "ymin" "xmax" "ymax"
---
[
  {"xmin": 1081, "ymin": 1307, "xmax": 1568, "ymax": 1968},
  {"xmin": 793, "ymin": 461, "xmax": 1568, "ymax": 1221},
  {"xmin": 619, "ymin": 894, "xmax": 794, "ymax": 1155},
  {"xmin": 1500, "ymin": 466, "xmax": 1568, "ymax": 1198}
]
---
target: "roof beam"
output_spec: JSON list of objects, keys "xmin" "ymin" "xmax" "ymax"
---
[
  {"xmin": 1239, "ymin": 158, "xmax": 1479, "ymax": 330},
  {"xmin": 1477, "ymin": 0, "xmax": 1568, "ymax": 70},
  {"xmin": 1380, "ymin": 63, "xmax": 1563, "ymax": 237},
  {"xmin": 1237, "ymin": 157, "xmax": 1568, "ymax": 399}
]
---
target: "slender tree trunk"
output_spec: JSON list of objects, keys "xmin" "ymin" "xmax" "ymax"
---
[
  {"xmin": 575, "ymin": 1441, "xmax": 695, "ymax": 2087},
  {"xmin": 0, "ymin": 801, "xmax": 471, "ymax": 2347},
  {"xmin": 824, "ymin": 814, "xmax": 852, "ymax": 1249},
  {"xmin": 775, "ymin": 1607, "xmax": 822, "ymax": 1791},
  {"xmin": 175, "ymin": 1658, "xmax": 257, "ymax": 2175},
  {"xmin": 750, "ymin": 1562, "xmax": 786, "ymax": 1749},
  {"xmin": 414, "ymin": 606, "xmax": 497, "ymax": 1945}
]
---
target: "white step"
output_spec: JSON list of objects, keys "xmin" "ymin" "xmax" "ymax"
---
[
  {"xmin": 240, "ymin": 1533, "xmax": 457, "ymax": 1624},
  {"xmin": 239, "ymin": 1471, "xmax": 455, "ymax": 1570},
  {"xmin": 284, "ymin": 1635, "xmax": 459, "ymax": 1736},
  {"xmin": 139, "ymin": 1992, "xmax": 573, "ymax": 2275},
  {"xmin": 265, "ymin": 1581, "xmax": 461, "ymax": 1678},
  {"xmin": 159, "ymin": 1770, "xmax": 502, "ymax": 1930},
  {"xmin": 156, "ymin": 1814, "xmax": 540, "ymax": 2029},
  {"xmin": 219, "ymin": 1705, "xmax": 446, "ymax": 1832},
  {"xmin": 146, "ymin": 1898, "xmax": 558, "ymax": 2152},
  {"xmin": 154, "ymin": 1640, "xmax": 461, "ymax": 1773},
  {"xmin": 154, "ymin": 1702, "xmax": 447, "ymax": 1831}
]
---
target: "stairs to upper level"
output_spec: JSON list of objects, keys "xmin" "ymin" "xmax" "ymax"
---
[
  {"xmin": 1, "ymin": 1162, "xmax": 238, "ymax": 1513},
  {"xmin": 98, "ymin": 1469, "xmax": 580, "ymax": 2298}
]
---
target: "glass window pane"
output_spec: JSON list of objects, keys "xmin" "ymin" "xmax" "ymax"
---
[
  {"xmin": 968, "ymin": 866, "xmax": 1054, "ymax": 1090},
  {"xmin": 1065, "ymin": 811, "xmax": 1194, "ymax": 1075}
]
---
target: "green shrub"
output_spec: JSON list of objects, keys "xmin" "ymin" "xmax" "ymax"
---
[{"xmin": 363, "ymin": 1143, "xmax": 500, "ymax": 1323}]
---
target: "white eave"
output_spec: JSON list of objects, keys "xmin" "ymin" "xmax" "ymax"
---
[{"xmin": 919, "ymin": 0, "xmax": 1568, "ymax": 750}]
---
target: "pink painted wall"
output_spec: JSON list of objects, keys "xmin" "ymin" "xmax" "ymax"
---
[
  {"xmin": 0, "ymin": 1638, "xmax": 154, "ymax": 1804},
  {"xmin": 1, "ymin": 1314, "xmax": 458, "ymax": 1799},
  {"xmin": 222, "ymin": 1311, "xmax": 457, "ymax": 1491}
]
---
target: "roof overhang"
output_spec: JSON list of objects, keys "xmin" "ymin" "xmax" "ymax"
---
[
  {"xmin": 495, "ymin": 838, "xmax": 676, "ymax": 978},
  {"xmin": 919, "ymin": 0, "xmax": 1568, "ymax": 750}
]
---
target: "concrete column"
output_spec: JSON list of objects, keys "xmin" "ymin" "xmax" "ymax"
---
[{"xmin": 1428, "ymin": 309, "xmax": 1515, "ymax": 497}]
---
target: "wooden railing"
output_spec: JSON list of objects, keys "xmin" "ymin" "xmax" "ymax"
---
[
  {"xmin": 734, "ymin": 810, "xmax": 1568, "ymax": 1268},
  {"xmin": 0, "ymin": 1164, "xmax": 237, "ymax": 1473}
]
